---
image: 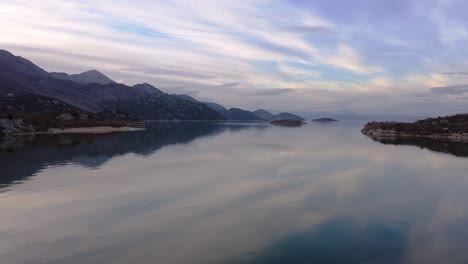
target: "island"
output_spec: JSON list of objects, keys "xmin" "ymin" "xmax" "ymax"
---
[
  {"xmin": 361, "ymin": 114, "xmax": 468, "ymax": 142},
  {"xmin": 270, "ymin": 119, "xmax": 306, "ymax": 127},
  {"xmin": 312, "ymin": 118, "xmax": 338, "ymax": 122}
]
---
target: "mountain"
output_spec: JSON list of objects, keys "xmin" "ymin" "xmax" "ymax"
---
[
  {"xmin": 133, "ymin": 83, "xmax": 164, "ymax": 95},
  {"xmin": 0, "ymin": 93, "xmax": 141, "ymax": 134},
  {"xmin": 94, "ymin": 109, "xmax": 140, "ymax": 122},
  {"xmin": 270, "ymin": 113, "xmax": 305, "ymax": 121},
  {"xmin": 173, "ymin": 94, "xmax": 199, "ymax": 103},
  {"xmin": 50, "ymin": 70, "xmax": 115, "ymax": 84},
  {"xmin": 225, "ymin": 108, "xmax": 264, "ymax": 120},
  {"xmin": 102, "ymin": 91, "xmax": 224, "ymax": 120},
  {"xmin": 1, "ymin": 49, "xmax": 310, "ymax": 123},
  {"xmin": 0, "ymin": 50, "xmax": 225, "ymax": 121},
  {"xmin": 173, "ymin": 93, "xmax": 264, "ymax": 121},
  {"xmin": 253, "ymin": 109, "xmax": 304, "ymax": 122},
  {"xmin": 204, "ymin": 102, "xmax": 228, "ymax": 114},
  {"xmin": 0, "ymin": 50, "xmax": 49, "ymax": 79},
  {"xmin": 254, "ymin": 109, "xmax": 274, "ymax": 120}
]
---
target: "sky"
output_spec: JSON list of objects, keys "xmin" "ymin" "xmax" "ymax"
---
[{"xmin": 1, "ymin": 0, "xmax": 468, "ymax": 115}]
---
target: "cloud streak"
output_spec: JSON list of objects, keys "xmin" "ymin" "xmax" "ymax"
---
[
  {"xmin": 1, "ymin": 0, "xmax": 468, "ymax": 115},
  {"xmin": 431, "ymin": 84, "xmax": 468, "ymax": 95},
  {"xmin": 250, "ymin": 88, "xmax": 296, "ymax": 96}
]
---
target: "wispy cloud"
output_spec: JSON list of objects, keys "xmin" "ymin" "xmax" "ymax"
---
[
  {"xmin": 431, "ymin": 84, "xmax": 468, "ymax": 95},
  {"xmin": 321, "ymin": 44, "xmax": 382, "ymax": 75},
  {"xmin": 1, "ymin": 0, "xmax": 468, "ymax": 115},
  {"xmin": 440, "ymin": 71, "xmax": 468, "ymax": 77},
  {"xmin": 251, "ymin": 88, "xmax": 296, "ymax": 96},
  {"xmin": 280, "ymin": 25, "xmax": 333, "ymax": 34}
]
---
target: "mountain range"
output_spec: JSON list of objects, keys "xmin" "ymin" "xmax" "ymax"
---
[{"xmin": 0, "ymin": 49, "xmax": 304, "ymax": 124}]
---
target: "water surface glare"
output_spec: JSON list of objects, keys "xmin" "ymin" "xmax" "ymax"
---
[{"xmin": 1, "ymin": 121, "xmax": 468, "ymax": 264}]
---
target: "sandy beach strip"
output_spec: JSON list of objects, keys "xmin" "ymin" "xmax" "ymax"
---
[
  {"xmin": 13, "ymin": 126, "xmax": 145, "ymax": 136},
  {"xmin": 47, "ymin": 126, "xmax": 145, "ymax": 134}
]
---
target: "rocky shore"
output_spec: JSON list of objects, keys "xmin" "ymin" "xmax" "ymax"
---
[
  {"xmin": 362, "ymin": 128, "xmax": 468, "ymax": 142},
  {"xmin": 0, "ymin": 119, "xmax": 35, "ymax": 135},
  {"xmin": 362, "ymin": 114, "xmax": 468, "ymax": 142}
]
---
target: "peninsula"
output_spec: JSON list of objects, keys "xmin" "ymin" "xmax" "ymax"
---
[{"xmin": 362, "ymin": 114, "xmax": 468, "ymax": 142}]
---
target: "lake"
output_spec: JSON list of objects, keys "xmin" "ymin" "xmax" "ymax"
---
[{"xmin": 1, "ymin": 121, "xmax": 468, "ymax": 264}]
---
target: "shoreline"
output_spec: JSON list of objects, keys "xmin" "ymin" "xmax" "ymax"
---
[
  {"xmin": 362, "ymin": 129, "xmax": 468, "ymax": 142},
  {"xmin": 16, "ymin": 126, "xmax": 145, "ymax": 136},
  {"xmin": 361, "ymin": 115, "xmax": 468, "ymax": 143}
]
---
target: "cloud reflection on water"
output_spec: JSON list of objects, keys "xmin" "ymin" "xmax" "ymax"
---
[{"xmin": 1, "ymin": 122, "xmax": 468, "ymax": 263}]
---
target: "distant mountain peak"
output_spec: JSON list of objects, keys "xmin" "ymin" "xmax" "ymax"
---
[
  {"xmin": 82, "ymin": 69, "xmax": 101, "ymax": 74},
  {"xmin": 78, "ymin": 70, "xmax": 114, "ymax": 84},
  {"xmin": 0, "ymin": 49, "xmax": 50, "ymax": 78},
  {"xmin": 50, "ymin": 69, "xmax": 115, "ymax": 85},
  {"xmin": 0, "ymin": 49, "xmax": 13, "ymax": 57},
  {"xmin": 254, "ymin": 109, "xmax": 274, "ymax": 120}
]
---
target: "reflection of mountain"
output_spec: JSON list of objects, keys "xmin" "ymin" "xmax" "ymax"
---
[
  {"xmin": 0, "ymin": 122, "xmax": 259, "ymax": 188},
  {"xmin": 370, "ymin": 137, "xmax": 468, "ymax": 158}
]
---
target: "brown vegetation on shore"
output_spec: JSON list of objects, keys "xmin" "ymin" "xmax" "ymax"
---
[{"xmin": 362, "ymin": 114, "xmax": 468, "ymax": 142}]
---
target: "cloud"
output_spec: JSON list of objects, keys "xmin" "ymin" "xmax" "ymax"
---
[
  {"xmin": 440, "ymin": 71, "xmax": 468, "ymax": 77},
  {"xmin": 2, "ymin": 0, "xmax": 468, "ymax": 115},
  {"xmin": 280, "ymin": 25, "xmax": 333, "ymax": 34},
  {"xmin": 120, "ymin": 66, "xmax": 216, "ymax": 80},
  {"xmin": 432, "ymin": 14, "xmax": 468, "ymax": 46},
  {"xmin": 219, "ymin": 82, "xmax": 240, "ymax": 88},
  {"xmin": 321, "ymin": 44, "xmax": 382, "ymax": 75},
  {"xmin": 431, "ymin": 84, "xmax": 468, "ymax": 95},
  {"xmin": 251, "ymin": 88, "xmax": 296, "ymax": 96},
  {"xmin": 278, "ymin": 63, "xmax": 321, "ymax": 79}
]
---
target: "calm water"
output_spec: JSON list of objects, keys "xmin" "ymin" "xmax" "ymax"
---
[{"xmin": 1, "ymin": 121, "xmax": 468, "ymax": 264}]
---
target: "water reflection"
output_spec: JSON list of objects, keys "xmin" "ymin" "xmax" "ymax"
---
[
  {"xmin": 0, "ymin": 122, "xmax": 262, "ymax": 188},
  {"xmin": 239, "ymin": 218, "xmax": 407, "ymax": 264},
  {"xmin": 1, "ymin": 121, "xmax": 468, "ymax": 264},
  {"xmin": 368, "ymin": 136, "xmax": 468, "ymax": 158}
]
